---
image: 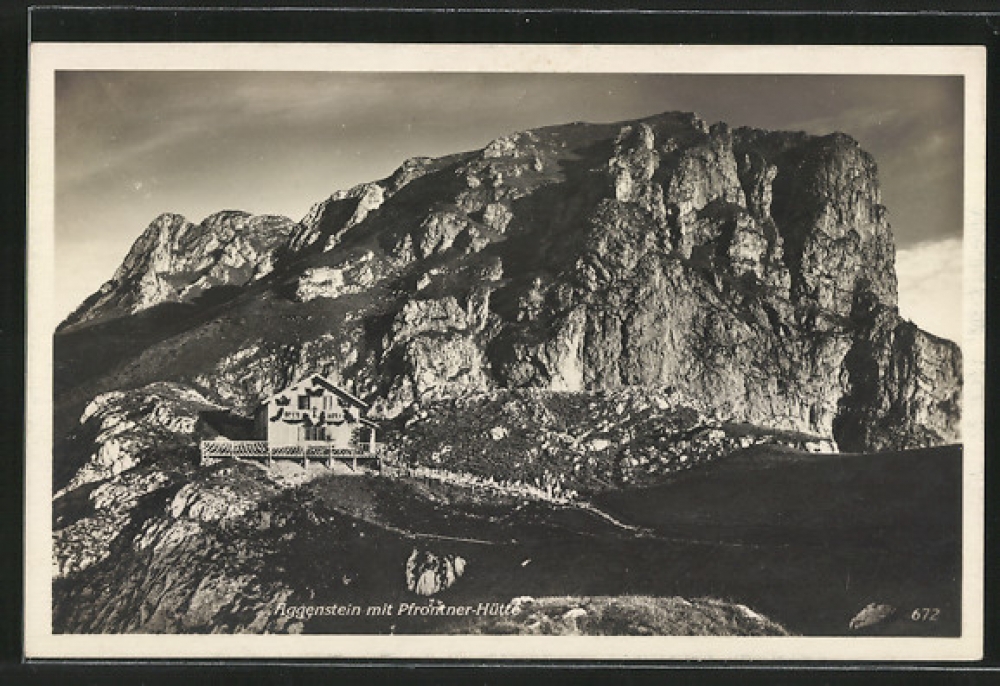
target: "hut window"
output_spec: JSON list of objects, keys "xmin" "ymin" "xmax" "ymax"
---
[
  {"xmin": 302, "ymin": 425, "xmax": 326, "ymax": 441},
  {"xmin": 298, "ymin": 395, "xmax": 310, "ymax": 410}
]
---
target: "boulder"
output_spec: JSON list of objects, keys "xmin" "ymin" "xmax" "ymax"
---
[
  {"xmin": 849, "ymin": 603, "xmax": 897, "ymax": 631},
  {"xmin": 405, "ymin": 549, "xmax": 466, "ymax": 596}
]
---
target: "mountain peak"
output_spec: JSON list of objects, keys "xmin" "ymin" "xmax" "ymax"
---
[
  {"xmin": 60, "ymin": 210, "xmax": 301, "ymax": 330},
  {"xmin": 57, "ymin": 110, "xmax": 959, "ymax": 452}
]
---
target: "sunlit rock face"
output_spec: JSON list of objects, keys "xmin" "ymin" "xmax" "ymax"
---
[
  {"xmin": 59, "ymin": 110, "xmax": 960, "ymax": 455},
  {"xmin": 50, "ymin": 109, "xmax": 963, "ymax": 635},
  {"xmin": 60, "ymin": 382, "xmax": 222, "ymax": 494},
  {"xmin": 60, "ymin": 211, "xmax": 301, "ymax": 329}
]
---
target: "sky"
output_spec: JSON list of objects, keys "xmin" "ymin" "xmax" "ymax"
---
[{"xmin": 55, "ymin": 72, "xmax": 965, "ymax": 341}]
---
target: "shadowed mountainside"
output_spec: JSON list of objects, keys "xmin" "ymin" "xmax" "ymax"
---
[
  {"xmin": 53, "ymin": 443, "xmax": 960, "ymax": 636},
  {"xmin": 52, "ymin": 110, "xmax": 964, "ymax": 638},
  {"xmin": 56, "ymin": 111, "xmax": 960, "ymax": 466}
]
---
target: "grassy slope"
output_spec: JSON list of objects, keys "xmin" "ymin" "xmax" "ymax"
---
[
  {"xmin": 54, "ymin": 441, "xmax": 960, "ymax": 637},
  {"xmin": 297, "ymin": 443, "xmax": 961, "ymax": 636},
  {"xmin": 593, "ymin": 444, "xmax": 962, "ymax": 548},
  {"xmin": 51, "ymin": 113, "xmax": 960, "ymax": 637},
  {"xmin": 590, "ymin": 443, "xmax": 963, "ymax": 636}
]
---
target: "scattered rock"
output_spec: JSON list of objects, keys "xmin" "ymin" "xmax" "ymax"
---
[
  {"xmin": 483, "ymin": 131, "xmax": 536, "ymax": 158},
  {"xmin": 61, "ymin": 112, "xmax": 960, "ymax": 453},
  {"xmin": 405, "ymin": 549, "xmax": 466, "ymax": 596},
  {"xmin": 168, "ymin": 482, "xmax": 258, "ymax": 524},
  {"xmin": 418, "ymin": 212, "xmax": 470, "ymax": 258},
  {"xmin": 61, "ymin": 383, "xmax": 221, "ymax": 494},
  {"xmin": 482, "ymin": 202, "xmax": 513, "ymax": 233},
  {"xmin": 397, "ymin": 387, "xmax": 839, "ymax": 490},
  {"xmin": 52, "ymin": 114, "xmax": 963, "ymax": 639},
  {"xmin": 849, "ymin": 602, "xmax": 897, "ymax": 631},
  {"xmin": 295, "ymin": 254, "xmax": 376, "ymax": 302}
]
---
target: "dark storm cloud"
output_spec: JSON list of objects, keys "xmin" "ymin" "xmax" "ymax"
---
[{"xmin": 55, "ymin": 71, "xmax": 964, "ymax": 324}]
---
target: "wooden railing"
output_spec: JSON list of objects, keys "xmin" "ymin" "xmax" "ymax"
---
[
  {"xmin": 199, "ymin": 439, "xmax": 383, "ymax": 470},
  {"xmin": 200, "ymin": 440, "xmax": 269, "ymax": 458}
]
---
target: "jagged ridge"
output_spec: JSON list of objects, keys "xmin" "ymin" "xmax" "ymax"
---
[{"xmin": 57, "ymin": 110, "xmax": 961, "ymax": 461}]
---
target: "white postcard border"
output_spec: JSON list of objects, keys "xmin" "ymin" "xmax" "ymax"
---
[{"xmin": 25, "ymin": 42, "xmax": 987, "ymax": 661}]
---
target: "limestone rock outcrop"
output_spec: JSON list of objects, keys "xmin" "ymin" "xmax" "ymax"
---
[
  {"xmin": 60, "ymin": 382, "xmax": 222, "ymax": 495},
  {"xmin": 61, "ymin": 211, "xmax": 301, "ymax": 329},
  {"xmin": 405, "ymin": 549, "xmax": 466, "ymax": 596},
  {"xmin": 50, "ymin": 106, "xmax": 965, "ymax": 635},
  {"xmin": 58, "ymin": 110, "xmax": 961, "ymax": 464}
]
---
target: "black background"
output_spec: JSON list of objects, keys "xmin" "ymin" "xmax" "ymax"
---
[{"xmin": 2, "ymin": 2, "xmax": 998, "ymax": 684}]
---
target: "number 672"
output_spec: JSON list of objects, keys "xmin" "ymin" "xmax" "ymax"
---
[{"xmin": 911, "ymin": 608, "xmax": 941, "ymax": 622}]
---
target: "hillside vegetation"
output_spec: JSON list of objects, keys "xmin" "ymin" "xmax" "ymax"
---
[
  {"xmin": 54, "ymin": 439, "xmax": 960, "ymax": 636},
  {"xmin": 51, "ymin": 110, "xmax": 964, "ymax": 638}
]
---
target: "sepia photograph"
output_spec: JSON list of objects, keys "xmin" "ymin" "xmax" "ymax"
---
[{"xmin": 25, "ymin": 43, "xmax": 985, "ymax": 660}]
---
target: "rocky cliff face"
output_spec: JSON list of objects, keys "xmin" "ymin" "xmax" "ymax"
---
[
  {"xmin": 51, "ymin": 110, "xmax": 964, "ymax": 637},
  {"xmin": 61, "ymin": 210, "xmax": 301, "ymax": 329},
  {"xmin": 58, "ymin": 110, "xmax": 961, "ymax": 461}
]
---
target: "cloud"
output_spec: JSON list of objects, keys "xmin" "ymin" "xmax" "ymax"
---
[{"xmin": 895, "ymin": 237, "xmax": 964, "ymax": 343}]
